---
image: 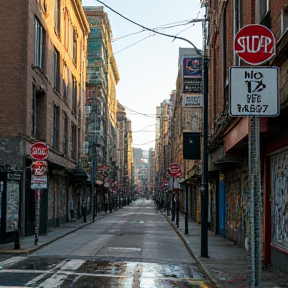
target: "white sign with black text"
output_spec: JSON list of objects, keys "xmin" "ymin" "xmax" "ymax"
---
[
  {"xmin": 229, "ymin": 66, "xmax": 279, "ymax": 117},
  {"xmin": 183, "ymin": 94, "xmax": 203, "ymax": 107}
]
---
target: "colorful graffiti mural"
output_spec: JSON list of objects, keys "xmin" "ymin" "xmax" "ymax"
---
[{"xmin": 271, "ymin": 150, "xmax": 288, "ymax": 249}]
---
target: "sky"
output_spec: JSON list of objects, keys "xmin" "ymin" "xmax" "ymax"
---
[{"xmin": 82, "ymin": 0, "xmax": 205, "ymax": 151}]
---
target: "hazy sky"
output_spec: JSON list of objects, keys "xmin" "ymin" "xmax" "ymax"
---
[{"xmin": 82, "ymin": 0, "xmax": 204, "ymax": 150}]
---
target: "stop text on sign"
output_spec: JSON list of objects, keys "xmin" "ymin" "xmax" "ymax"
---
[
  {"xmin": 234, "ymin": 24, "xmax": 275, "ymax": 65},
  {"xmin": 30, "ymin": 142, "xmax": 49, "ymax": 160}
]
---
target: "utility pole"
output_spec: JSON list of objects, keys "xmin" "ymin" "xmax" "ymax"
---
[{"xmin": 92, "ymin": 157, "xmax": 96, "ymax": 221}]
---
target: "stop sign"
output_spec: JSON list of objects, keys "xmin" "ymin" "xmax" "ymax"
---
[
  {"xmin": 234, "ymin": 24, "xmax": 275, "ymax": 65},
  {"xmin": 30, "ymin": 142, "xmax": 49, "ymax": 160}
]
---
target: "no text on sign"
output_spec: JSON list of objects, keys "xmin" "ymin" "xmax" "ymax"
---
[
  {"xmin": 30, "ymin": 142, "xmax": 49, "ymax": 160},
  {"xmin": 229, "ymin": 66, "xmax": 279, "ymax": 117},
  {"xmin": 234, "ymin": 24, "xmax": 275, "ymax": 65}
]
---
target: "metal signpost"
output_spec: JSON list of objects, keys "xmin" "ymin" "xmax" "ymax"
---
[
  {"xmin": 231, "ymin": 24, "xmax": 278, "ymax": 287},
  {"xmin": 30, "ymin": 142, "xmax": 48, "ymax": 245}
]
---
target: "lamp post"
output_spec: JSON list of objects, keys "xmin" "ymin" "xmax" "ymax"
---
[
  {"xmin": 91, "ymin": 158, "xmax": 96, "ymax": 221},
  {"xmin": 200, "ymin": 54, "xmax": 209, "ymax": 258}
]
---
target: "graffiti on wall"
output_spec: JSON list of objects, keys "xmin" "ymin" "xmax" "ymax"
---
[{"xmin": 271, "ymin": 151, "xmax": 288, "ymax": 248}]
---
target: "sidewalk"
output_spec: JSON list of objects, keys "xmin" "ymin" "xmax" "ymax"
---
[
  {"xmin": 0, "ymin": 211, "xmax": 108, "ymax": 254},
  {"xmin": 167, "ymin": 212, "xmax": 288, "ymax": 288}
]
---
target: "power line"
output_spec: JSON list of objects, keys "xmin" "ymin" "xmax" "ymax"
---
[
  {"xmin": 122, "ymin": 105, "xmax": 156, "ymax": 117},
  {"xmin": 133, "ymin": 124, "xmax": 156, "ymax": 133},
  {"xmin": 95, "ymin": 0, "xmax": 202, "ymax": 55},
  {"xmin": 114, "ymin": 34, "xmax": 155, "ymax": 54}
]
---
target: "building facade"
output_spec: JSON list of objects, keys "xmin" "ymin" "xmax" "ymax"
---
[
  {"xmin": 83, "ymin": 6, "xmax": 120, "ymax": 212},
  {"xmin": 207, "ymin": 0, "xmax": 288, "ymax": 275},
  {"xmin": 0, "ymin": 0, "xmax": 90, "ymax": 241}
]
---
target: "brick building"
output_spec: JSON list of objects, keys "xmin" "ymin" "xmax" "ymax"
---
[
  {"xmin": 208, "ymin": 0, "xmax": 288, "ymax": 275},
  {"xmin": 0, "ymin": 0, "xmax": 89, "ymax": 241}
]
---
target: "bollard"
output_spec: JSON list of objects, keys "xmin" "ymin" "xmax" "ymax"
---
[{"xmin": 14, "ymin": 228, "xmax": 20, "ymax": 250}]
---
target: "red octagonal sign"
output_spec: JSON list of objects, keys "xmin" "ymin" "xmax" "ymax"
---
[
  {"xmin": 30, "ymin": 142, "xmax": 49, "ymax": 160},
  {"xmin": 234, "ymin": 24, "xmax": 275, "ymax": 65}
]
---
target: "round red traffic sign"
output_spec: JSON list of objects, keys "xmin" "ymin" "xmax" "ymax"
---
[
  {"xmin": 167, "ymin": 163, "xmax": 182, "ymax": 177},
  {"xmin": 234, "ymin": 24, "xmax": 275, "ymax": 65},
  {"xmin": 30, "ymin": 142, "xmax": 49, "ymax": 160}
]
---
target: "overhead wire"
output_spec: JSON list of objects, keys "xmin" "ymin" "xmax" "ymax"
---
[
  {"xmin": 122, "ymin": 105, "xmax": 156, "ymax": 117},
  {"xmin": 95, "ymin": 0, "xmax": 202, "ymax": 55},
  {"xmin": 114, "ymin": 34, "xmax": 155, "ymax": 55}
]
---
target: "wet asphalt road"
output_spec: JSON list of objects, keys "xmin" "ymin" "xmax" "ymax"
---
[{"xmin": 0, "ymin": 200, "xmax": 214, "ymax": 287}]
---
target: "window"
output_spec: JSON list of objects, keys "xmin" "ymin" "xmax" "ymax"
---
[
  {"xmin": 32, "ymin": 85, "xmax": 37, "ymax": 138},
  {"xmin": 54, "ymin": 48, "xmax": 60, "ymax": 91},
  {"xmin": 72, "ymin": 28, "xmax": 77, "ymax": 65},
  {"xmin": 35, "ymin": 18, "xmax": 45, "ymax": 70},
  {"xmin": 259, "ymin": 0, "xmax": 270, "ymax": 21},
  {"xmin": 63, "ymin": 64, "xmax": 68, "ymax": 99},
  {"xmin": 281, "ymin": 8, "xmax": 288, "ymax": 35},
  {"xmin": 53, "ymin": 104, "xmax": 59, "ymax": 149},
  {"xmin": 71, "ymin": 123, "xmax": 77, "ymax": 160},
  {"xmin": 72, "ymin": 76, "xmax": 77, "ymax": 114},
  {"xmin": 63, "ymin": 111, "xmax": 68, "ymax": 155},
  {"xmin": 54, "ymin": 0, "xmax": 60, "ymax": 37}
]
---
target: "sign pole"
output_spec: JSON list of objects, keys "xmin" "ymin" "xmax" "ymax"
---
[
  {"xmin": 29, "ymin": 142, "xmax": 48, "ymax": 246},
  {"xmin": 34, "ymin": 189, "xmax": 41, "ymax": 245},
  {"xmin": 231, "ymin": 24, "xmax": 277, "ymax": 288}
]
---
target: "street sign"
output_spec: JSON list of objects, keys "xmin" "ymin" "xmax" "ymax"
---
[
  {"xmin": 30, "ymin": 161, "xmax": 48, "ymax": 176},
  {"xmin": 31, "ymin": 175, "xmax": 47, "ymax": 189},
  {"xmin": 30, "ymin": 142, "xmax": 49, "ymax": 160},
  {"xmin": 234, "ymin": 24, "xmax": 275, "ymax": 65},
  {"xmin": 229, "ymin": 66, "xmax": 279, "ymax": 117},
  {"xmin": 167, "ymin": 163, "xmax": 182, "ymax": 177}
]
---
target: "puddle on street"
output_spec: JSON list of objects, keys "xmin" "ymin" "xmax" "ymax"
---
[{"xmin": 5, "ymin": 257, "xmax": 213, "ymax": 287}]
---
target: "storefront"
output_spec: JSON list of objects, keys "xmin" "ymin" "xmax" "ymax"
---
[{"xmin": 0, "ymin": 170, "xmax": 22, "ymax": 244}]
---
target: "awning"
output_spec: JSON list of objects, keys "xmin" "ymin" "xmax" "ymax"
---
[
  {"xmin": 69, "ymin": 168, "xmax": 89, "ymax": 182},
  {"xmin": 213, "ymin": 156, "xmax": 240, "ymax": 166}
]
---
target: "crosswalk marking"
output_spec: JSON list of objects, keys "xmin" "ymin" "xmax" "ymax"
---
[{"xmin": 0, "ymin": 257, "xmax": 27, "ymax": 268}]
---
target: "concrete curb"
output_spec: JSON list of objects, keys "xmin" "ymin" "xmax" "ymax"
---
[{"xmin": 165, "ymin": 215, "xmax": 222, "ymax": 288}]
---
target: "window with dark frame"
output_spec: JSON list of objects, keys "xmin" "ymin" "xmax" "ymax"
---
[
  {"xmin": 72, "ymin": 75, "xmax": 77, "ymax": 114},
  {"xmin": 35, "ymin": 17, "xmax": 45, "ymax": 70},
  {"xmin": 63, "ymin": 111, "xmax": 68, "ymax": 155},
  {"xmin": 54, "ymin": 48, "xmax": 60, "ymax": 91},
  {"xmin": 71, "ymin": 123, "xmax": 77, "ymax": 160},
  {"xmin": 32, "ymin": 85, "xmax": 37, "ymax": 138},
  {"xmin": 53, "ymin": 104, "xmax": 59, "ymax": 149}
]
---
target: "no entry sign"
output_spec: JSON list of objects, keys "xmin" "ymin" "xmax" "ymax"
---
[{"xmin": 234, "ymin": 24, "xmax": 275, "ymax": 65}]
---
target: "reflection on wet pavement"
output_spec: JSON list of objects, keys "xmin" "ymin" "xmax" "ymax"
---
[{"xmin": 1, "ymin": 257, "xmax": 214, "ymax": 287}]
